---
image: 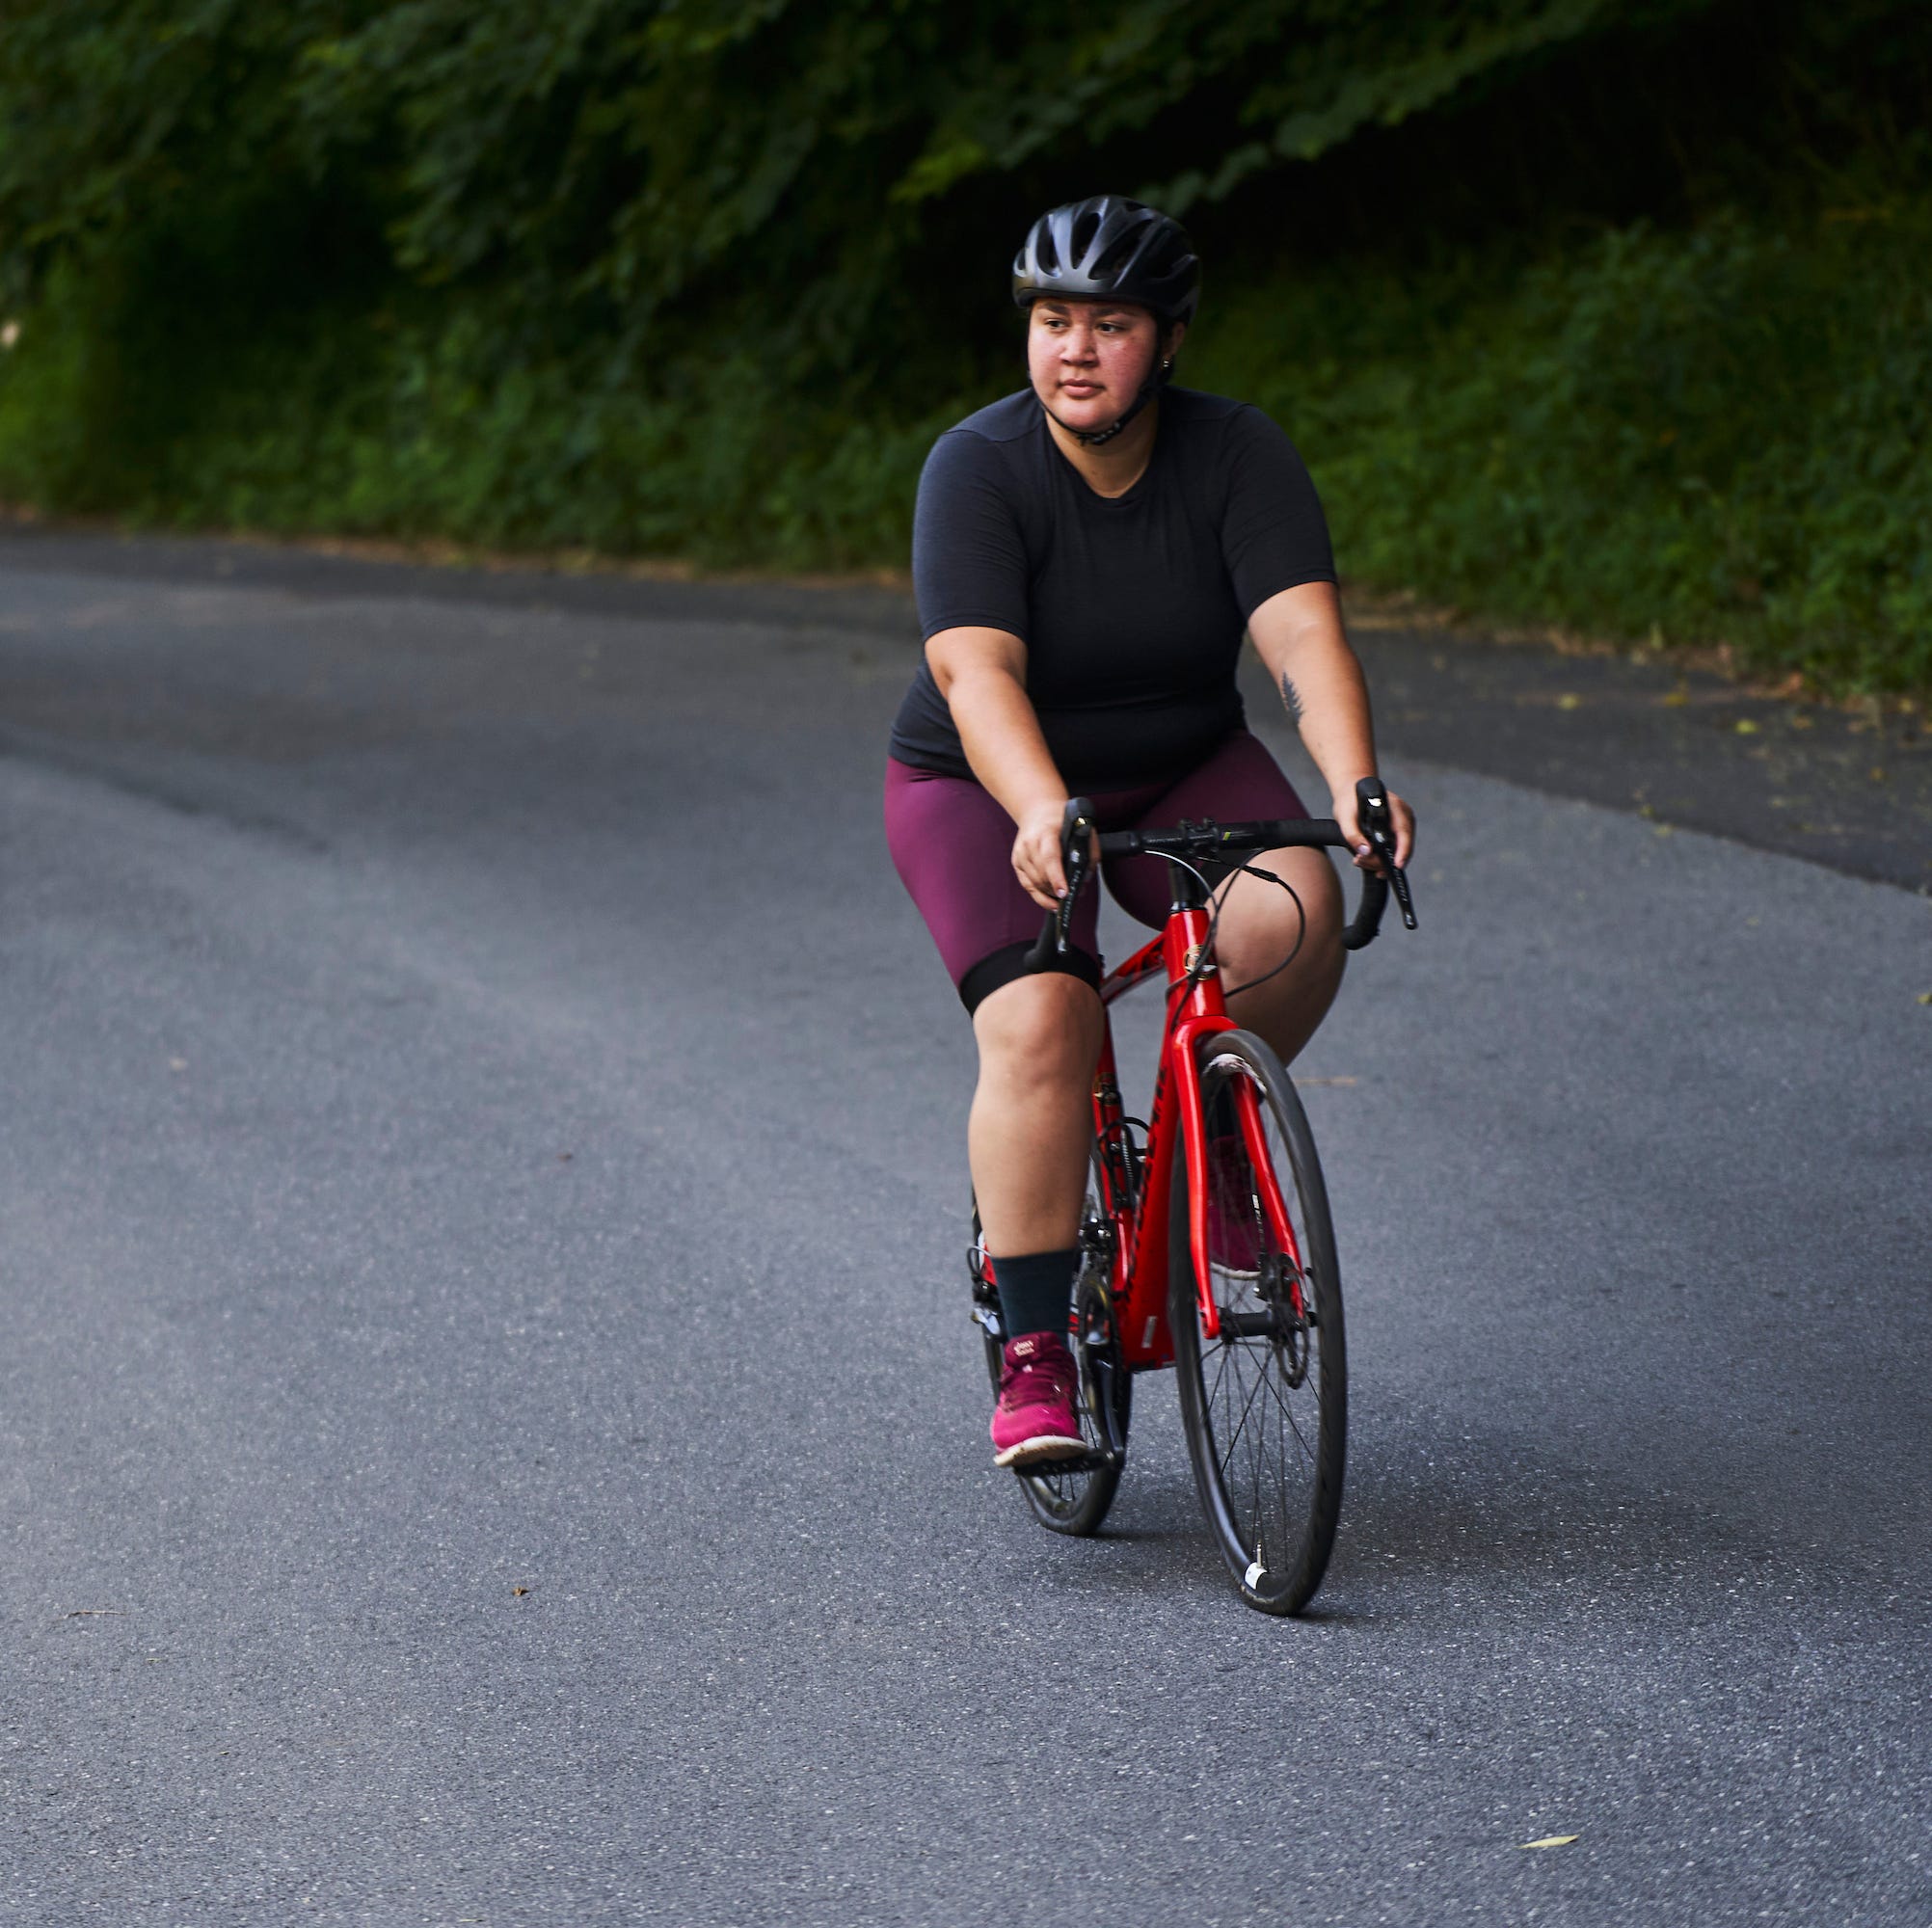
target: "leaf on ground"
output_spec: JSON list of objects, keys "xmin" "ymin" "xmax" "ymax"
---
[
  {"xmin": 1519, "ymin": 1834, "xmax": 1579, "ymax": 1849},
  {"xmin": 1660, "ymin": 689, "xmax": 1689, "ymax": 708},
  {"xmin": 1556, "ymin": 693, "xmax": 1582, "ymax": 710},
  {"xmin": 512, "ymin": 1586, "xmax": 530, "ymax": 1596},
  {"xmin": 1918, "ymin": 991, "xmax": 1931, "ymax": 1005},
  {"xmin": 1734, "ymin": 718, "xmax": 1760, "ymax": 734}
]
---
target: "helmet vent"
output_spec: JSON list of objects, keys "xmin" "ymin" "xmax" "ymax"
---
[
  {"xmin": 1070, "ymin": 206, "xmax": 1102, "ymax": 265},
  {"xmin": 1093, "ymin": 224, "xmax": 1145, "ymax": 279}
]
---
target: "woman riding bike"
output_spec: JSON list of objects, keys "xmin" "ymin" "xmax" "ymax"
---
[{"xmin": 884, "ymin": 195, "xmax": 1416, "ymax": 1469}]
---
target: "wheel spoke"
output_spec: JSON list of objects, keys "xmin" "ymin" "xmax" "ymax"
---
[
  {"xmin": 1213, "ymin": 1344, "xmax": 1305, "ymax": 1568},
  {"xmin": 1203, "ymin": 1326, "xmax": 1239, "ymax": 1410},
  {"xmin": 1247, "ymin": 1344, "xmax": 1318, "ymax": 1465},
  {"xmin": 1209, "ymin": 1337, "xmax": 1275, "ymax": 1465}
]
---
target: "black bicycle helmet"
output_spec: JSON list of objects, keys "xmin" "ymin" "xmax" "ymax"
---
[
  {"xmin": 1011, "ymin": 196, "xmax": 1200, "ymax": 328},
  {"xmin": 1012, "ymin": 196, "xmax": 1199, "ymax": 444}
]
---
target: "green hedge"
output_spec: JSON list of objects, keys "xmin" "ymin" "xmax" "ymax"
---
[{"xmin": 1202, "ymin": 203, "xmax": 1932, "ymax": 692}]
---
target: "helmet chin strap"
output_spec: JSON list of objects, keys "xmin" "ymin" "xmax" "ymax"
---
[{"xmin": 1041, "ymin": 355, "xmax": 1175, "ymax": 447}]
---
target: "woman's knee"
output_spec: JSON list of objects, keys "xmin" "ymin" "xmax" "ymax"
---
[{"xmin": 972, "ymin": 971, "xmax": 1101, "ymax": 1089}]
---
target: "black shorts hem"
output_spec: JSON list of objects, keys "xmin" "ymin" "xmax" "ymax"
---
[{"xmin": 958, "ymin": 938, "xmax": 1102, "ymax": 1016}]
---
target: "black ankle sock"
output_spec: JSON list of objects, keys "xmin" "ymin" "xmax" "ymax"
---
[{"xmin": 992, "ymin": 1247, "xmax": 1080, "ymax": 1341}]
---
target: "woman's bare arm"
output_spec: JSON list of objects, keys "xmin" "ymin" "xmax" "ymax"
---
[
  {"xmin": 926, "ymin": 625, "xmax": 1075, "ymax": 907},
  {"xmin": 1247, "ymin": 581, "xmax": 1415, "ymax": 868}
]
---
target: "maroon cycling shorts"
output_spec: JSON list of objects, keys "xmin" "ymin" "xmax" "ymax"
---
[{"xmin": 884, "ymin": 730, "xmax": 1311, "ymax": 1013}]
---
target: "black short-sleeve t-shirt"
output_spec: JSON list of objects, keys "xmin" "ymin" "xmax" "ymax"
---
[{"xmin": 888, "ymin": 387, "xmax": 1335, "ymax": 792}]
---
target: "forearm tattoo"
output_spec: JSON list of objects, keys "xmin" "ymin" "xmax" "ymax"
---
[{"xmin": 1278, "ymin": 672, "xmax": 1304, "ymax": 725}]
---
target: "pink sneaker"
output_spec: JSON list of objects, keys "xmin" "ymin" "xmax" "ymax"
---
[
  {"xmin": 990, "ymin": 1333, "xmax": 1086, "ymax": 1469},
  {"xmin": 1207, "ymin": 1135, "xmax": 1264, "ymax": 1277}
]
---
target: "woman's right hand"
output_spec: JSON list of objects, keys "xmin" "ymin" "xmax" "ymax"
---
[{"xmin": 1010, "ymin": 799, "xmax": 1075, "ymax": 910}]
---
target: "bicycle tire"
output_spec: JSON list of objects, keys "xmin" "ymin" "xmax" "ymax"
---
[
  {"xmin": 971, "ymin": 1153, "xmax": 1130, "ymax": 1538},
  {"xmin": 1169, "ymin": 1029, "xmax": 1347, "ymax": 1614}
]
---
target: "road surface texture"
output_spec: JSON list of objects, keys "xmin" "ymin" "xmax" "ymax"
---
[{"xmin": 3, "ymin": 530, "xmax": 1928, "ymax": 1926}]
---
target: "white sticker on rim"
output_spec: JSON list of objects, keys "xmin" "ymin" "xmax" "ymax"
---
[{"xmin": 1244, "ymin": 1559, "xmax": 1267, "ymax": 1590}]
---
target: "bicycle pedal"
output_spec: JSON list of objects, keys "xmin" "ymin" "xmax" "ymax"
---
[{"xmin": 1012, "ymin": 1450, "xmax": 1114, "ymax": 1479}]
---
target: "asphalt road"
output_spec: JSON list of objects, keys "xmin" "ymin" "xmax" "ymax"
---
[{"xmin": 3, "ymin": 537, "xmax": 1928, "ymax": 1926}]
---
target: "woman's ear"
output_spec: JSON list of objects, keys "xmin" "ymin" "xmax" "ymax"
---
[{"xmin": 1164, "ymin": 319, "xmax": 1188, "ymax": 366}]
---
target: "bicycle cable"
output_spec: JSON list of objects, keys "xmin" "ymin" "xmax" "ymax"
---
[
  {"xmin": 1216, "ymin": 864, "xmax": 1308, "ymax": 1003},
  {"xmin": 1157, "ymin": 850, "xmax": 1308, "ymax": 1043}
]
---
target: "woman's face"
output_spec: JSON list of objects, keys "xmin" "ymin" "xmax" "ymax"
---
[{"xmin": 1027, "ymin": 299, "xmax": 1177, "ymax": 433}]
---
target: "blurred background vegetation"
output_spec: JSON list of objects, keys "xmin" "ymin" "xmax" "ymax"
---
[{"xmin": 0, "ymin": 0, "xmax": 1925, "ymax": 691}]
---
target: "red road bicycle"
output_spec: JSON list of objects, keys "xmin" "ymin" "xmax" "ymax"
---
[{"xmin": 970, "ymin": 779, "xmax": 1414, "ymax": 1615}]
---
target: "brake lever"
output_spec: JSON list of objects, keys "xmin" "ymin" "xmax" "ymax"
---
[
  {"xmin": 1355, "ymin": 777, "xmax": 1418, "ymax": 931},
  {"xmin": 1025, "ymin": 798, "xmax": 1097, "ymax": 970},
  {"xmin": 1053, "ymin": 798, "xmax": 1096, "ymax": 952},
  {"xmin": 1048, "ymin": 890, "xmax": 1075, "ymax": 955}
]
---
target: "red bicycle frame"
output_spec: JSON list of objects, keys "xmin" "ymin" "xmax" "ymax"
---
[{"xmin": 1086, "ymin": 892, "xmax": 1306, "ymax": 1371}]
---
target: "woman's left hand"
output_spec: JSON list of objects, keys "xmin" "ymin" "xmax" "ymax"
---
[{"xmin": 1331, "ymin": 786, "xmax": 1416, "ymax": 874}]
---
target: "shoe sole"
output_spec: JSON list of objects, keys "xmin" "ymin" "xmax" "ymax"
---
[{"xmin": 994, "ymin": 1432, "xmax": 1087, "ymax": 1470}]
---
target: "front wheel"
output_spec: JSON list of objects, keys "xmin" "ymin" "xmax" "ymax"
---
[{"xmin": 1169, "ymin": 1029, "xmax": 1347, "ymax": 1615}]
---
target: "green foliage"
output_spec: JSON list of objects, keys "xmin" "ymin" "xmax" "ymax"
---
[
  {"xmin": 0, "ymin": 262, "xmax": 949, "ymax": 564},
  {"xmin": 1, "ymin": 0, "xmax": 1714, "ymax": 316},
  {"xmin": 1197, "ymin": 202, "xmax": 1932, "ymax": 690},
  {"xmin": 1, "ymin": 0, "xmax": 1928, "ymax": 690}
]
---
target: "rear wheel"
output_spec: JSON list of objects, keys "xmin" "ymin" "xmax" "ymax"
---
[
  {"xmin": 971, "ymin": 1152, "xmax": 1130, "ymax": 1537},
  {"xmin": 1169, "ymin": 1030, "xmax": 1346, "ymax": 1614}
]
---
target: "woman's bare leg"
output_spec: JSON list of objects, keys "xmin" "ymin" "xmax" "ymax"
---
[
  {"xmin": 967, "ymin": 971, "xmax": 1105, "ymax": 1255},
  {"xmin": 1211, "ymin": 846, "xmax": 1346, "ymax": 1063},
  {"xmin": 966, "ymin": 845, "xmax": 1336, "ymax": 1252}
]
